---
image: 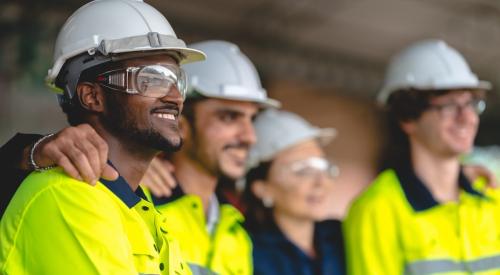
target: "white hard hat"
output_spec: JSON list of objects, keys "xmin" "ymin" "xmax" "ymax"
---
[
  {"xmin": 377, "ymin": 39, "xmax": 491, "ymax": 105},
  {"xmin": 246, "ymin": 109, "xmax": 336, "ymax": 169},
  {"xmin": 47, "ymin": 0, "xmax": 205, "ymax": 93},
  {"xmin": 183, "ymin": 40, "xmax": 280, "ymax": 108}
]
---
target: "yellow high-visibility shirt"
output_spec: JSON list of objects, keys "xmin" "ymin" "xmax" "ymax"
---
[
  {"xmin": 146, "ymin": 186, "xmax": 253, "ymax": 275},
  {"xmin": 0, "ymin": 168, "xmax": 191, "ymax": 275},
  {"xmin": 343, "ymin": 167, "xmax": 500, "ymax": 275}
]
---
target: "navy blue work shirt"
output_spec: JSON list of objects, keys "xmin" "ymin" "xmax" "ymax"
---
[{"xmin": 249, "ymin": 219, "xmax": 345, "ymax": 275}]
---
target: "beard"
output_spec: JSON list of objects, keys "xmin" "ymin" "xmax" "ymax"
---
[
  {"xmin": 101, "ymin": 92, "xmax": 182, "ymax": 153},
  {"xmin": 186, "ymin": 121, "xmax": 248, "ymax": 180}
]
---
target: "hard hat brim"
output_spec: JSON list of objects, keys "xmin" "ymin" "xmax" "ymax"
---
[
  {"xmin": 377, "ymin": 79, "xmax": 492, "ymax": 106},
  {"xmin": 189, "ymin": 89, "xmax": 281, "ymax": 109}
]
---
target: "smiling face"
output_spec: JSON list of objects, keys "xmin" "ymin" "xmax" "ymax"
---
[
  {"xmin": 100, "ymin": 54, "xmax": 185, "ymax": 153},
  {"xmin": 402, "ymin": 90, "xmax": 481, "ymax": 158},
  {"xmin": 182, "ymin": 98, "xmax": 258, "ymax": 180},
  {"xmin": 258, "ymin": 139, "xmax": 334, "ymax": 222}
]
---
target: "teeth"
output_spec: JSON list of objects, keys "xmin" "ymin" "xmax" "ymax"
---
[{"xmin": 154, "ymin": 113, "xmax": 175, "ymax": 120}]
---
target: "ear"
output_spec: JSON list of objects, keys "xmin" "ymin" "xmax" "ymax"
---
[
  {"xmin": 400, "ymin": 120, "xmax": 416, "ymax": 135},
  {"xmin": 251, "ymin": 180, "xmax": 272, "ymax": 200},
  {"xmin": 76, "ymin": 82, "xmax": 105, "ymax": 112}
]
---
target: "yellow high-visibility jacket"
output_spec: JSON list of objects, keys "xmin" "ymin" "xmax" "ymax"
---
[
  {"xmin": 149, "ymin": 186, "xmax": 253, "ymax": 275},
  {"xmin": 0, "ymin": 168, "xmax": 190, "ymax": 275},
  {"xmin": 343, "ymin": 167, "xmax": 500, "ymax": 275}
]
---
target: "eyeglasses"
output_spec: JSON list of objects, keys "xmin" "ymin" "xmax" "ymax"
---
[
  {"xmin": 428, "ymin": 98, "xmax": 486, "ymax": 118},
  {"xmin": 96, "ymin": 64, "xmax": 187, "ymax": 99},
  {"xmin": 285, "ymin": 157, "xmax": 340, "ymax": 180}
]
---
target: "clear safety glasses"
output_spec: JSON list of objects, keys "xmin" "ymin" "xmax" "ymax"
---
[
  {"xmin": 96, "ymin": 64, "xmax": 187, "ymax": 99},
  {"xmin": 428, "ymin": 98, "xmax": 486, "ymax": 118},
  {"xmin": 286, "ymin": 157, "xmax": 340, "ymax": 180}
]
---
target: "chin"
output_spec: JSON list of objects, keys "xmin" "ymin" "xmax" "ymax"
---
[
  {"xmin": 453, "ymin": 143, "xmax": 474, "ymax": 154},
  {"xmin": 220, "ymin": 167, "xmax": 245, "ymax": 181}
]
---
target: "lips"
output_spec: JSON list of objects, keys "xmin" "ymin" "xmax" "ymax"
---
[
  {"xmin": 151, "ymin": 104, "xmax": 179, "ymax": 121},
  {"xmin": 306, "ymin": 194, "xmax": 326, "ymax": 205}
]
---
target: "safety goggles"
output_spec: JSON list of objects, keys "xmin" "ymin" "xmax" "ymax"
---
[
  {"xmin": 285, "ymin": 157, "xmax": 340, "ymax": 180},
  {"xmin": 96, "ymin": 64, "xmax": 187, "ymax": 99}
]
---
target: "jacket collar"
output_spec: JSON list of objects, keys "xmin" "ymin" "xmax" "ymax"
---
[
  {"xmin": 395, "ymin": 162, "xmax": 485, "ymax": 212},
  {"xmin": 99, "ymin": 161, "xmax": 147, "ymax": 208},
  {"xmin": 150, "ymin": 177, "xmax": 231, "ymax": 206}
]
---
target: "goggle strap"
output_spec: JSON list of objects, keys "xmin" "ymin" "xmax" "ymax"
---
[{"xmin": 108, "ymin": 73, "xmax": 125, "ymax": 88}]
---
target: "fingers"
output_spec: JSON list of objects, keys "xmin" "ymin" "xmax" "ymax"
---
[
  {"xmin": 34, "ymin": 124, "xmax": 109, "ymax": 184},
  {"xmin": 66, "ymin": 147, "xmax": 97, "ymax": 184},
  {"xmin": 162, "ymin": 167, "xmax": 177, "ymax": 189},
  {"xmin": 82, "ymin": 124, "xmax": 109, "ymax": 177},
  {"xmin": 483, "ymin": 168, "xmax": 498, "ymax": 188},
  {"xmin": 142, "ymin": 168, "xmax": 172, "ymax": 197},
  {"xmin": 152, "ymin": 157, "xmax": 177, "ymax": 189},
  {"xmin": 55, "ymin": 155, "xmax": 82, "ymax": 182},
  {"xmin": 141, "ymin": 157, "xmax": 177, "ymax": 197},
  {"xmin": 101, "ymin": 164, "xmax": 119, "ymax": 181},
  {"xmin": 463, "ymin": 164, "xmax": 498, "ymax": 188}
]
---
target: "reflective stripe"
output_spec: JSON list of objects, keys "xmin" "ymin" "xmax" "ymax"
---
[
  {"xmin": 188, "ymin": 263, "xmax": 219, "ymax": 275},
  {"xmin": 405, "ymin": 255, "xmax": 500, "ymax": 274}
]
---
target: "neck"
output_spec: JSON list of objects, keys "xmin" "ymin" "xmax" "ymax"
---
[
  {"xmin": 410, "ymin": 141, "xmax": 461, "ymax": 202},
  {"xmin": 273, "ymin": 211, "xmax": 316, "ymax": 258},
  {"xmin": 171, "ymin": 152, "xmax": 218, "ymax": 212},
  {"xmin": 95, "ymin": 124, "xmax": 157, "ymax": 191}
]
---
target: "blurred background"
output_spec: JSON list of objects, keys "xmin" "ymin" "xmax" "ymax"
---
[{"xmin": 2, "ymin": 0, "xmax": 500, "ymax": 217}]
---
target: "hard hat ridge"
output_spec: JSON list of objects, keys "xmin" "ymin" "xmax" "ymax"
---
[{"xmin": 47, "ymin": 0, "xmax": 206, "ymax": 101}]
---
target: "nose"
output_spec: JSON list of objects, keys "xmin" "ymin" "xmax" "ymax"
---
[
  {"xmin": 159, "ymin": 85, "xmax": 184, "ymax": 108},
  {"xmin": 239, "ymin": 118, "xmax": 257, "ymax": 146},
  {"xmin": 314, "ymin": 171, "xmax": 334, "ymax": 187}
]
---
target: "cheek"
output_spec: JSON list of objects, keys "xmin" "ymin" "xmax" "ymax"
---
[
  {"xmin": 273, "ymin": 183, "xmax": 307, "ymax": 206},
  {"xmin": 203, "ymin": 129, "xmax": 227, "ymax": 155},
  {"xmin": 206, "ymin": 124, "xmax": 239, "ymax": 148},
  {"xmin": 417, "ymin": 119, "xmax": 444, "ymax": 139}
]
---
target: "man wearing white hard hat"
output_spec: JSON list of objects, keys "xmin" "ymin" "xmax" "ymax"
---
[
  {"xmin": 0, "ymin": 40, "xmax": 278, "ymax": 275},
  {"xmin": 145, "ymin": 40, "xmax": 279, "ymax": 275},
  {"xmin": 243, "ymin": 109, "xmax": 344, "ymax": 275},
  {"xmin": 0, "ymin": 0, "xmax": 205, "ymax": 274},
  {"xmin": 343, "ymin": 39, "xmax": 500, "ymax": 274}
]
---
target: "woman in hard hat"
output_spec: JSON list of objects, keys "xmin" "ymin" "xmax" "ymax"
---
[{"xmin": 243, "ymin": 109, "xmax": 345, "ymax": 275}]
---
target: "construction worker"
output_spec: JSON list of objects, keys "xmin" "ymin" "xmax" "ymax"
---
[
  {"xmin": 343, "ymin": 39, "xmax": 500, "ymax": 274},
  {"xmin": 0, "ymin": 0, "xmax": 205, "ymax": 274},
  {"xmin": 144, "ymin": 40, "xmax": 279, "ymax": 275},
  {"xmin": 0, "ymin": 40, "xmax": 279, "ymax": 275},
  {"xmin": 243, "ymin": 109, "xmax": 344, "ymax": 275}
]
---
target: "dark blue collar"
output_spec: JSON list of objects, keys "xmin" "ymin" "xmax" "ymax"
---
[
  {"xmin": 250, "ymin": 219, "xmax": 342, "ymax": 246},
  {"xmin": 249, "ymin": 219, "xmax": 345, "ymax": 275},
  {"xmin": 151, "ymin": 182, "xmax": 184, "ymax": 206},
  {"xmin": 395, "ymin": 163, "xmax": 485, "ymax": 212},
  {"xmin": 99, "ymin": 162, "xmax": 147, "ymax": 208},
  {"xmin": 150, "ymin": 178, "xmax": 231, "ymax": 206}
]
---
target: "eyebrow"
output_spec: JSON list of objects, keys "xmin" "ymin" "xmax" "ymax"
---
[{"xmin": 214, "ymin": 107, "xmax": 254, "ymax": 117}]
